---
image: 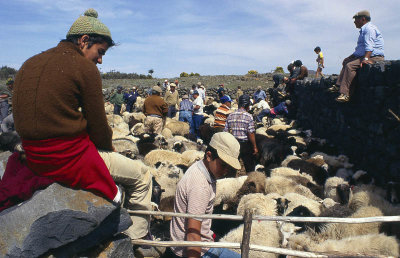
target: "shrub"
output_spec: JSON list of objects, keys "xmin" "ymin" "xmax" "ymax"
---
[
  {"xmin": 180, "ymin": 72, "xmax": 189, "ymax": 77},
  {"xmin": 274, "ymin": 66, "xmax": 284, "ymax": 73},
  {"xmin": 247, "ymin": 70, "xmax": 258, "ymax": 75},
  {"xmin": 0, "ymin": 66, "xmax": 17, "ymax": 79}
]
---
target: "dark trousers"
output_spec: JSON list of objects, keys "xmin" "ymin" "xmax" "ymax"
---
[
  {"xmin": 167, "ymin": 105, "xmax": 177, "ymax": 118},
  {"xmin": 0, "ymin": 101, "xmax": 9, "ymax": 123},
  {"xmin": 113, "ymin": 104, "xmax": 121, "ymax": 115},
  {"xmin": 192, "ymin": 114, "xmax": 203, "ymax": 139},
  {"xmin": 239, "ymin": 141, "xmax": 256, "ymax": 173}
]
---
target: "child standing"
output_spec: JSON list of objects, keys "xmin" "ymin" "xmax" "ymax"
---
[{"xmin": 314, "ymin": 46, "xmax": 324, "ymax": 78}]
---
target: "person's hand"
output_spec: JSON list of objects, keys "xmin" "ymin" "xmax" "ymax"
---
[
  {"xmin": 253, "ymin": 146, "xmax": 258, "ymax": 156},
  {"xmin": 360, "ymin": 59, "xmax": 373, "ymax": 67},
  {"xmin": 112, "ymin": 145, "xmax": 116, "ymax": 152},
  {"xmin": 290, "ymin": 78, "xmax": 296, "ymax": 84},
  {"xmin": 322, "ymin": 64, "xmax": 325, "ymax": 68}
]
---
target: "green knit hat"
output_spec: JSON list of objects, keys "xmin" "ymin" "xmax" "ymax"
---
[{"xmin": 67, "ymin": 8, "xmax": 112, "ymax": 39}]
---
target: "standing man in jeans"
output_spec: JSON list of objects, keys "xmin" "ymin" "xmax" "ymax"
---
[
  {"xmin": 170, "ymin": 132, "xmax": 241, "ymax": 258},
  {"xmin": 329, "ymin": 10, "xmax": 384, "ymax": 102},
  {"xmin": 224, "ymin": 94, "xmax": 258, "ymax": 173},
  {"xmin": 192, "ymin": 90, "xmax": 204, "ymax": 139}
]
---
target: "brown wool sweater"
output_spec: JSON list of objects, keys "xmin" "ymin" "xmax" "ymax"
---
[
  {"xmin": 13, "ymin": 42, "xmax": 113, "ymax": 151},
  {"xmin": 143, "ymin": 95, "xmax": 168, "ymax": 117}
]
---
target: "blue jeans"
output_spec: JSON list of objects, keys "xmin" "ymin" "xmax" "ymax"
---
[
  {"xmin": 202, "ymin": 248, "xmax": 241, "ymax": 258},
  {"xmin": 179, "ymin": 111, "xmax": 193, "ymax": 130},
  {"xmin": 192, "ymin": 114, "xmax": 203, "ymax": 139},
  {"xmin": 113, "ymin": 104, "xmax": 121, "ymax": 115}
]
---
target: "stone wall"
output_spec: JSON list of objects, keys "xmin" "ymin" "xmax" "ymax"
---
[{"xmin": 294, "ymin": 61, "xmax": 400, "ymax": 185}]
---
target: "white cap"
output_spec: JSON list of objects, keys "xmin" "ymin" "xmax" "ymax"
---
[{"xmin": 209, "ymin": 132, "xmax": 241, "ymax": 170}]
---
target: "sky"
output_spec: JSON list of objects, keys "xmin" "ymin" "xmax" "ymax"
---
[{"xmin": 1, "ymin": 0, "xmax": 399, "ymax": 78}]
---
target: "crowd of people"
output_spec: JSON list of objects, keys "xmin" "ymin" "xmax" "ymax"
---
[{"xmin": 0, "ymin": 8, "xmax": 387, "ymax": 258}]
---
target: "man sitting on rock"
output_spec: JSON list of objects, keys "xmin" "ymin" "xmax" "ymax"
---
[
  {"xmin": 170, "ymin": 132, "xmax": 241, "ymax": 258},
  {"xmin": 253, "ymin": 85, "xmax": 267, "ymax": 103},
  {"xmin": 328, "ymin": 10, "xmax": 384, "ymax": 102},
  {"xmin": 9, "ymin": 8, "xmax": 152, "ymax": 241}
]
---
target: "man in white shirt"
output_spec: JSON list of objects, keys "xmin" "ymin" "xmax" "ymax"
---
[{"xmin": 192, "ymin": 90, "xmax": 204, "ymax": 139}]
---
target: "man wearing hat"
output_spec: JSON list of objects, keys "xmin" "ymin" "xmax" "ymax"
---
[
  {"xmin": 164, "ymin": 83, "xmax": 180, "ymax": 118},
  {"xmin": 110, "ymin": 85, "xmax": 124, "ymax": 115},
  {"xmin": 224, "ymin": 94, "xmax": 258, "ymax": 173},
  {"xmin": 217, "ymin": 83, "xmax": 225, "ymax": 102},
  {"xmin": 253, "ymin": 85, "xmax": 267, "ymax": 103},
  {"xmin": 170, "ymin": 132, "xmax": 241, "ymax": 258},
  {"xmin": 214, "ymin": 95, "xmax": 232, "ymax": 131},
  {"xmin": 178, "ymin": 94, "xmax": 193, "ymax": 125},
  {"xmin": 11, "ymin": 9, "xmax": 153, "ymax": 241},
  {"xmin": 163, "ymin": 79, "xmax": 170, "ymax": 91},
  {"xmin": 192, "ymin": 90, "xmax": 204, "ymax": 138},
  {"xmin": 143, "ymin": 85, "xmax": 168, "ymax": 134},
  {"xmin": 329, "ymin": 10, "xmax": 384, "ymax": 102},
  {"xmin": 0, "ymin": 78, "xmax": 13, "ymax": 123}
]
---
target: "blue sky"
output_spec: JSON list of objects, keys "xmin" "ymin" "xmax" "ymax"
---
[{"xmin": 1, "ymin": 0, "xmax": 399, "ymax": 78}]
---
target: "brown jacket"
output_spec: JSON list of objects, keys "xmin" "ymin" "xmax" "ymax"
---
[
  {"xmin": 13, "ymin": 42, "xmax": 113, "ymax": 151},
  {"xmin": 297, "ymin": 66, "xmax": 309, "ymax": 80},
  {"xmin": 143, "ymin": 95, "xmax": 168, "ymax": 117}
]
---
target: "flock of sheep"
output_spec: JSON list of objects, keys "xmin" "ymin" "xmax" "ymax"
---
[{"xmin": 104, "ymin": 94, "xmax": 400, "ymax": 257}]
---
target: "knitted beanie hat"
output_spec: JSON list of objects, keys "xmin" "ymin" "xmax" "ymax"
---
[{"xmin": 67, "ymin": 8, "xmax": 112, "ymax": 39}]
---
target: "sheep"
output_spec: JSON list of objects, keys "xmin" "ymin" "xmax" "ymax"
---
[
  {"xmin": 112, "ymin": 137, "xmax": 139, "ymax": 155},
  {"xmin": 283, "ymin": 192, "xmax": 322, "ymax": 216},
  {"xmin": 164, "ymin": 119, "xmax": 190, "ymax": 136},
  {"xmin": 271, "ymin": 118, "xmax": 285, "ymax": 125},
  {"xmin": 106, "ymin": 114, "xmax": 125, "ymax": 126},
  {"xmin": 324, "ymin": 176, "xmax": 350, "ymax": 205},
  {"xmin": 214, "ymin": 176, "xmax": 248, "ymax": 207},
  {"xmin": 180, "ymin": 150, "xmax": 205, "ymax": 167},
  {"xmin": 122, "ymin": 112, "xmax": 146, "ymax": 126},
  {"xmin": 161, "ymin": 127, "xmax": 173, "ymax": 139},
  {"xmin": 256, "ymin": 133, "xmax": 295, "ymax": 169},
  {"xmin": 289, "ymin": 233, "xmax": 399, "ymax": 257},
  {"xmin": 265, "ymin": 176, "xmax": 320, "ymax": 201},
  {"xmin": 279, "ymin": 222, "xmax": 302, "ymax": 248},
  {"xmin": 335, "ymin": 168, "xmax": 354, "ymax": 181},
  {"xmin": 219, "ymin": 220, "xmax": 280, "ymax": 258},
  {"xmin": 270, "ymin": 166, "xmax": 324, "ymax": 199},
  {"xmin": 130, "ymin": 122, "xmax": 145, "ymax": 136},
  {"xmin": 286, "ymin": 156, "xmax": 329, "ymax": 185},
  {"xmin": 349, "ymin": 170, "xmax": 375, "ymax": 185},
  {"xmin": 236, "ymin": 193, "xmax": 277, "ymax": 217},
  {"xmin": 112, "ymin": 126, "xmax": 130, "ymax": 139},
  {"xmin": 266, "ymin": 124, "xmax": 292, "ymax": 133},
  {"xmin": 136, "ymin": 133, "xmax": 167, "ymax": 156},
  {"xmin": 149, "ymin": 161, "xmax": 184, "ymax": 199},
  {"xmin": 387, "ymin": 181, "xmax": 400, "ymax": 204},
  {"xmin": 311, "ymin": 152, "xmax": 353, "ymax": 169},
  {"xmin": 144, "ymin": 149, "xmax": 183, "ymax": 167}
]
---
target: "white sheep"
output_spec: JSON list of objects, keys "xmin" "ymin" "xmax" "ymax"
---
[
  {"xmin": 130, "ymin": 123, "xmax": 145, "ymax": 136},
  {"xmin": 214, "ymin": 176, "xmax": 248, "ymax": 207},
  {"xmin": 324, "ymin": 176, "xmax": 349, "ymax": 203},
  {"xmin": 289, "ymin": 233, "xmax": 399, "ymax": 257},
  {"xmin": 283, "ymin": 192, "xmax": 322, "ymax": 216},
  {"xmin": 112, "ymin": 138, "xmax": 139, "ymax": 155},
  {"xmin": 267, "ymin": 124, "xmax": 292, "ymax": 132},
  {"xmin": 149, "ymin": 161, "xmax": 184, "ymax": 199},
  {"xmin": 236, "ymin": 193, "xmax": 277, "ymax": 217},
  {"xmin": 219, "ymin": 220, "xmax": 281, "ymax": 258},
  {"xmin": 311, "ymin": 152, "xmax": 353, "ymax": 169},
  {"xmin": 161, "ymin": 127, "xmax": 173, "ymax": 139},
  {"xmin": 144, "ymin": 149, "xmax": 183, "ymax": 167},
  {"xmin": 122, "ymin": 112, "xmax": 146, "ymax": 124},
  {"xmin": 180, "ymin": 150, "xmax": 205, "ymax": 167},
  {"xmin": 164, "ymin": 119, "xmax": 190, "ymax": 136},
  {"xmin": 265, "ymin": 176, "xmax": 320, "ymax": 201}
]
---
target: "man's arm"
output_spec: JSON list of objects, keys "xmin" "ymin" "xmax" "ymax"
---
[
  {"xmin": 361, "ymin": 51, "xmax": 373, "ymax": 67},
  {"xmin": 248, "ymin": 132, "xmax": 258, "ymax": 155},
  {"xmin": 186, "ymin": 218, "xmax": 202, "ymax": 258}
]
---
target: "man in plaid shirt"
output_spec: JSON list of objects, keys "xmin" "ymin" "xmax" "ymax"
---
[{"xmin": 224, "ymin": 94, "xmax": 258, "ymax": 172}]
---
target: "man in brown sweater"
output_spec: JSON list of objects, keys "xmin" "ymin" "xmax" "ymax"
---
[
  {"xmin": 143, "ymin": 86, "xmax": 168, "ymax": 134},
  {"xmin": 12, "ymin": 8, "xmax": 152, "ymax": 241},
  {"xmin": 164, "ymin": 82, "xmax": 180, "ymax": 118}
]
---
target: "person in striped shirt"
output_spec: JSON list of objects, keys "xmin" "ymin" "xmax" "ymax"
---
[
  {"xmin": 213, "ymin": 95, "xmax": 232, "ymax": 132},
  {"xmin": 224, "ymin": 94, "xmax": 258, "ymax": 173}
]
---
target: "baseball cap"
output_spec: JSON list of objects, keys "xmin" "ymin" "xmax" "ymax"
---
[
  {"xmin": 117, "ymin": 85, "xmax": 123, "ymax": 90},
  {"xmin": 220, "ymin": 95, "xmax": 232, "ymax": 103},
  {"xmin": 153, "ymin": 85, "xmax": 162, "ymax": 93},
  {"xmin": 353, "ymin": 10, "xmax": 370, "ymax": 19},
  {"xmin": 182, "ymin": 95, "xmax": 189, "ymax": 99},
  {"xmin": 170, "ymin": 83, "xmax": 176, "ymax": 87},
  {"xmin": 193, "ymin": 90, "xmax": 199, "ymax": 95},
  {"xmin": 209, "ymin": 132, "xmax": 241, "ymax": 170}
]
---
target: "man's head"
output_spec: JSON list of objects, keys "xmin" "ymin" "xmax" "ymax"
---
[
  {"xmin": 314, "ymin": 46, "xmax": 321, "ymax": 54},
  {"xmin": 164, "ymin": 79, "xmax": 168, "ymax": 83},
  {"xmin": 152, "ymin": 85, "xmax": 162, "ymax": 95},
  {"xmin": 238, "ymin": 94, "xmax": 251, "ymax": 109},
  {"xmin": 182, "ymin": 94, "xmax": 189, "ymax": 100},
  {"xmin": 285, "ymin": 99, "xmax": 292, "ymax": 106},
  {"xmin": 117, "ymin": 85, "xmax": 123, "ymax": 92},
  {"xmin": 192, "ymin": 84, "xmax": 197, "ymax": 90},
  {"xmin": 353, "ymin": 10, "xmax": 371, "ymax": 28},
  {"xmin": 219, "ymin": 84, "xmax": 224, "ymax": 88},
  {"xmin": 205, "ymin": 132, "xmax": 240, "ymax": 178},
  {"xmin": 65, "ymin": 9, "xmax": 114, "ymax": 65},
  {"xmin": 192, "ymin": 90, "xmax": 199, "ymax": 99},
  {"xmin": 237, "ymin": 86, "xmax": 241, "ymax": 90},
  {"xmin": 287, "ymin": 63, "xmax": 294, "ymax": 72},
  {"xmin": 170, "ymin": 83, "xmax": 176, "ymax": 92},
  {"xmin": 256, "ymin": 85, "xmax": 262, "ymax": 91},
  {"xmin": 197, "ymin": 82, "xmax": 202, "ymax": 87},
  {"xmin": 220, "ymin": 95, "xmax": 232, "ymax": 107},
  {"xmin": 132, "ymin": 86, "xmax": 137, "ymax": 91},
  {"xmin": 174, "ymin": 79, "xmax": 179, "ymax": 84},
  {"xmin": 294, "ymin": 60, "xmax": 302, "ymax": 67}
]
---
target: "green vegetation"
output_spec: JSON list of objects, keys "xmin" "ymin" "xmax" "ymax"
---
[
  {"xmin": 180, "ymin": 72, "xmax": 200, "ymax": 77},
  {"xmin": 101, "ymin": 70, "xmax": 151, "ymax": 79},
  {"xmin": 247, "ymin": 70, "xmax": 258, "ymax": 75},
  {"xmin": 0, "ymin": 66, "xmax": 17, "ymax": 79}
]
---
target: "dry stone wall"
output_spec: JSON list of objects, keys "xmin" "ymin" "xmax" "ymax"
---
[{"xmin": 294, "ymin": 61, "xmax": 400, "ymax": 185}]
